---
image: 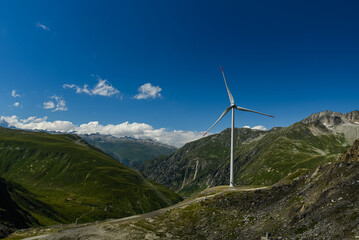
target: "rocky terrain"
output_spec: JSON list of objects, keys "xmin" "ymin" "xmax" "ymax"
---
[
  {"xmin": 80, "ymin": 134, "xmax": 177, "ymax": 167},
  {"xmin": 138, "ymin": 112, "xmax": 356, "ymax": 196},
  {"xmin": 342, "ymin": 138, "xmax": 359, "ymax": 162},
  {"xmin": 302, "ymin": 110, "xmax": 359, "ymax": 144}
]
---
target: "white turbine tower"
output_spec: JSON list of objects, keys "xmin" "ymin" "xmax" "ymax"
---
[{"xmin": 203, "ymin": 66, "xmax": 274, "ymax": 187}]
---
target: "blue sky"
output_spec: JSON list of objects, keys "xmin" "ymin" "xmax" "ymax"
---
[{"xmin": 1, "ymin": 0, "xmax": 359, "ymax": 146}]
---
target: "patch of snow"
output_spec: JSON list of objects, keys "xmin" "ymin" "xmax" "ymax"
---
[{"xmin": 323, "ymin": 123, "xmax": 333, "ymax": 129}]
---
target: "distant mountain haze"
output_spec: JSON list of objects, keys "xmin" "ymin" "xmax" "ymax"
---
[{"xmin": 80, "ymin": 133, "xmax": 177, "ymax": 167}]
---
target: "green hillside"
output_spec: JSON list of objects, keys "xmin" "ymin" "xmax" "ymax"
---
[
  {"xmin": 137, "ymin": 121, "xmax": 349, "ymax": 196},
  {"xmin": 0, "ymin": 127, "xmax": 181, "ymax": 231}
]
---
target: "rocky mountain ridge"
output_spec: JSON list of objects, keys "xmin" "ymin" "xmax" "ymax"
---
[{"xmin": 302, "ymin": 110, "xmax": 359, "ymax": 144}]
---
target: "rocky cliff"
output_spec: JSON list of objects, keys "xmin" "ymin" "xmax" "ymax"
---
[
  {"xmin": 302, "ymin": 110, "xmax": 359, "ymax": 144},
  {"xmin": 342, "ymin": 139, "xmax": 359, "ymax": 162}
]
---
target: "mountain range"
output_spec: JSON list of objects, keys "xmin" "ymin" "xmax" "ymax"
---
[
  {"xmin": 137, "ymin": 110, "xmax": 359, "ymax": 196},
  {"xmin": 80, "ymin": 133, "xmax": 177, "ymax": 167}
]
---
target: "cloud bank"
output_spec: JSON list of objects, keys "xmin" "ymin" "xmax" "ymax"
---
[
  {"xmin": 0, "ymin": 115, "xmax": 203, "ymax": 147},
  {"xmin": 134, "ymin": 83, "xmax": 162, "ymax": 99},
  {"xmin": 64, "ymin": 76, "xmax": 120, "ymax": 97}
]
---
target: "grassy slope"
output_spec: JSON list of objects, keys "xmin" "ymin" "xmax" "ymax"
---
[
  {"xmin": 139, "ymin": 121, "xmax": 349, "ymax": 197},
  {"xmin": 0, "ymin": 127, "xmax": 181, "ymax": 227},
  {"xmin": 235, "ymin": 121, "xmax": 348, "ymax": 185}
]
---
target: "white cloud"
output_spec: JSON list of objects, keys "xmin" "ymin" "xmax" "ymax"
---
[
  {"xmin": 11, "ymin": 90, "xmax": 21, "ymax": 98},
  {"xmin": 0, "ymin": 115, "xmax": 203, "ymax": 147},
  {"xmin": 243, "ymin": 125, "xmax": 267, "ymax": 131},
  {"xmin": 13, "ymin": 102, "xmax": 20, "ymax": 107},
  {"xmin": 43, "ymin": 101, "xmax": 55, "ymax": 109},
  {"xmin": 43, "ymin": 96, "xmax": 67, "ymax": 112},
  {"xmin": 36, "ymin": 22, "xmax": 50, "ymax": 31},
  {"xmin": 0, "ymin": 116, "xmax": 74, "ymax": 133},
  {"xmin": 20, "ymin": 116, "xmax": 48, "ymax": 124},
  {"xmin": 134, "ymin": 83, "xmax": 162, "ymax": 100},
  {"xmin": 63, "ymin": 76, "xmax": 119, "ymax": 97}
]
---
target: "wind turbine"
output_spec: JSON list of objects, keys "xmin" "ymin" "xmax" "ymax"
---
[{"xmin": 203, "ymin": 66, "xmax": 274, "ymax": 187}]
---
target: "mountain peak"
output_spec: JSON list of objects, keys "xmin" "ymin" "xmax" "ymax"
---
[
  {"xmin": 302, "ymin": 110, "xmax": 359, "ymax": 125},
  {"xmin": 301, "ymin": 110, "xmax": 359, "ymax": 144}
]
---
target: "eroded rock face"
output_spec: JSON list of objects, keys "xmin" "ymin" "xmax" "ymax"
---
[
  {"xmin": 302, "ymin": 110, "xmax": 359, "ymax": 125},
  {"xmin": 342, "ymin": 139, "xmax": 359, "ymax": 162},
  {"xmin": 302, "ymin": 110, "xmax": 359, "ymax": 144}
]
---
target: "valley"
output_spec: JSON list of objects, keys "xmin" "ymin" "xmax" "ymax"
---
[
  {"xmin": 2, "ymin": 2, "xmax": 358, "ymax": 239},
  {"xmin": 1, "ymin": 110, "xmax": 359, "ymax": 239},
  {"xmin": 0, "ymin": 127, "xmax": 181, "ymax": 238},
  {"xmin": 6, "ymin": 140, "xmax": 359, "ymax": 239}
]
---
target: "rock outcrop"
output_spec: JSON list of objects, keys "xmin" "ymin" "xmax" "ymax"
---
[
  {"xmin": 302, "ymin": 110, "xmax": 359, "ymax": 144},
  {"xmin": 342, "ymin": 139, "xmax": 359, "ymax": 161}
]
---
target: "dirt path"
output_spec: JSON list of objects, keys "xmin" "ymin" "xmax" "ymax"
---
[
  {"xmin": 107, "ymin": 186, "xmax": 268, "ymax": 225},
  {"xmin": 75, "ymin": 207, "xmax": 95, "ymax": 224}
]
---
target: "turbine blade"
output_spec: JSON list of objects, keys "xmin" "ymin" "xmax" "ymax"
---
[
  {"xmin": 221, "ymin": 66, "xmax": 234, "ymax": 105},
  {"xmin": 203, "ymin": 106, "xmax": 232, "ymax": 136},
  {"xmin": 236, "ymin": 106, "xmax": 275, "ymax": 118}
]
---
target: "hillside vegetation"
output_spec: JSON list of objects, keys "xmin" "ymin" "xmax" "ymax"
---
[
  {"xmin": 0, "ymin": 127, "xmax": 181, "ymax": 235},
  {"xmin": 138, "ymin": 120, "xmax": 350, "ymax": 196}
]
